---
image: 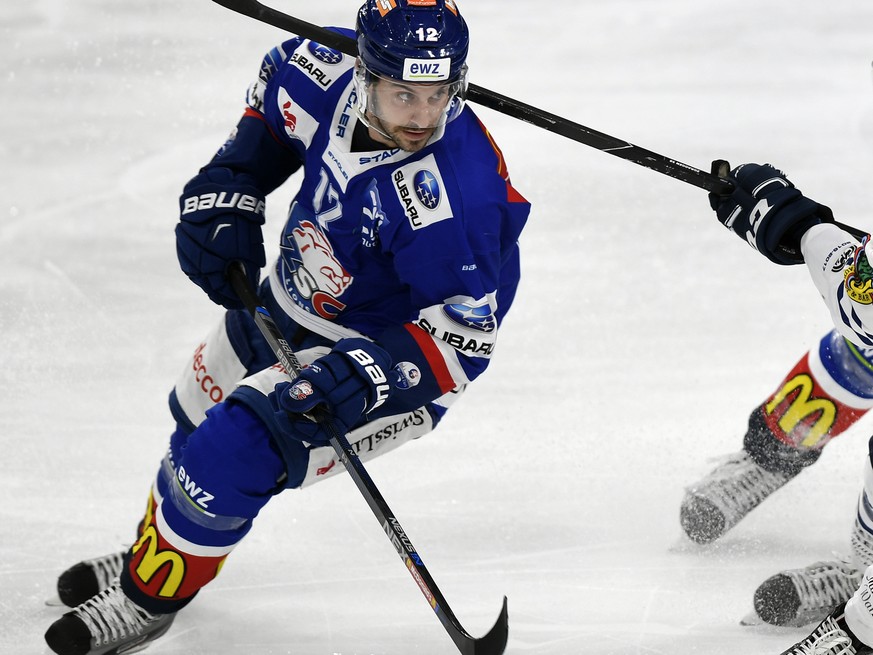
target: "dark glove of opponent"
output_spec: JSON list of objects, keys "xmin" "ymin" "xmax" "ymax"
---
[
  {"xmin": 272, "ymin": 339, "xmax": 395, "ymax": 447},
  {"xmin": 709, "ymin": 161, "xmax": 833, "ymax": 265},
  {"xmin": 175, "ymin": 167, "xmax": 267, "ymax": 309}
]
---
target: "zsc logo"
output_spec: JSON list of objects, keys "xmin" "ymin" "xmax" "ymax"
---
[{"xmin": 413, "ymin": 169, "xmax": 441, "ymax": 210}]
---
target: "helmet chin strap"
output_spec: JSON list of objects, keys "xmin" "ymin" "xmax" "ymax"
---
[
  {"xmin": 352, "ymin": 62, "xmax": 396, "ymax": 145},
  {"xmin": 354, "ymin": 107, "xmax": 397, "ymax": 146}
]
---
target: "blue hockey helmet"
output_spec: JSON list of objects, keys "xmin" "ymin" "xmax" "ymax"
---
[
  {"xmin": 353, "ymin": 0, "xmax": 470, "ymax": 136},
  {"xmin": 356, "ymin": 0, "xmax": 469, "ymax": 84}
]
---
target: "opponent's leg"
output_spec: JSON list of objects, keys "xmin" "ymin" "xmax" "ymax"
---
[
  {"xmin": 752, "ymin": 442, "xmax": 873, "ymax": 627},
  {"xmin": 682, "ymin": 330, "xmax": 873, "ymax": 544}
]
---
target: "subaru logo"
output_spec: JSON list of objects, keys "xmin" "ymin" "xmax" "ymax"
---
[
  {"xmin": 308, "ymin": 42, "xmax": 343, "ymax": 65},
  {"xmin": 413, "ymin": 170, "xmax": 440, "ymax": 210},
  {"xmin": 443, "ymin": 303, "xmax": 496, "ymax": 333}
]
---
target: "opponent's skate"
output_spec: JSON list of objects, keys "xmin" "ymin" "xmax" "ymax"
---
[
  {"xmin": 779, "ymin": 602, "xmax": 871, "ymax": 655},
  {"xmin": 57, "ymin": 551, "xmax": 126, "ymax": 608},
  {"xmin": 45, "ymin": 581, "xmax": 176, "ymax": 655},
  {"xmin": 754, "ymin": 558, "xmax": 862, "ymax": 627},
  {"xmin": 680, "ymin": 451, "xmax": 797, "ymax": 544}
]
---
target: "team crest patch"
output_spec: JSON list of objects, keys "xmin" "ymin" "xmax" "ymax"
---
[
  {"xmin": 845, "ymin": 250, "xmax": 873, "ymax": 305},
  {"xmin": 287, "ymin": 379, "xmax": 315, "ymax": 401},
  {"xmin": 393, "ymin": 361, "xmax": 422, "ymax": 390}
]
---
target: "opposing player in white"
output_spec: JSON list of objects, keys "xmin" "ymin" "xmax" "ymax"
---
[{"xmin": 708, "ymin": 161, "xmax": 873, "ymax": 654}]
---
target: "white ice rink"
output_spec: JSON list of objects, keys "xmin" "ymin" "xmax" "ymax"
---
[{"xmin": 4, "ymin": 1, "xmax": 873, "ymax": 653}]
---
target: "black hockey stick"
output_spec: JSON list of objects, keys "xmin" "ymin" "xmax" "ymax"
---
[
  {"xmin": 210, "ymin": 0, "xmax": 870, "ymax": 240},
  {"xmin": 211, "ymin": 0, "xmax": 731, "ymax": 194},
  {"xmin": 227, "ymin": 263, "xmax": 509, "ymax": 655}
]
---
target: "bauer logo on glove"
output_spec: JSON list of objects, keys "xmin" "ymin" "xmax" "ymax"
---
[
  {"xmin": 181, "ymin": 192, "xmax": 266, "ymax": 217},
  {"xmin": 271, "ymin": 338, "xmax": 397, "ymax": 446}
]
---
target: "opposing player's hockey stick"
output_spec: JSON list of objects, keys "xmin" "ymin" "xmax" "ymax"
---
[
  {"xmin": 212, "ymin": 0, "xmax": 729, "ymax": 194},
  {"xmin": 227, "ymin": 263, "xmax": 509, "ymax": 655},
  {"xmin": 211, "ymin": 0, "xmax": 870, "ymax": 240}
]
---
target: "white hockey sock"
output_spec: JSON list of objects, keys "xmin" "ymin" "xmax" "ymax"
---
[
  {"xmin": 853, "ymin": 514, "xmax": 873, "ymax": 569},
  {"xmin": 845, "ymin": 565, "xmax": 873, "ymax": 646},
  {"xmin": 852, "ymin": 460, "xmax": 873, "ymax": 569}
]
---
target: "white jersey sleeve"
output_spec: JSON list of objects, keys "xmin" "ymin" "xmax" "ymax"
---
[{"xmin": 801, "ymin": 222, "xmax": 873, "ymax": 348}]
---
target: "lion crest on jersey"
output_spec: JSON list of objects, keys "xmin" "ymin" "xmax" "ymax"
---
[{"xmin": 280, "ymin": 218, "xmax": 352, "ymax": 319}]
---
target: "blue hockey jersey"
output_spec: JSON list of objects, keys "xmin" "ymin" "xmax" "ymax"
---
[{"xmin": 209, "ymin": 31, "xmax": 530, "ymax": 414}]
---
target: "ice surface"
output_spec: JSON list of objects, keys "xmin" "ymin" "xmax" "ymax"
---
[{"xmin": 3, "ymin": 1, "xmax": 873, "ymax": 653}]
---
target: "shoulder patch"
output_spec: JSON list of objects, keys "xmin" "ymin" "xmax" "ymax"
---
[
  {"xmin": 287, "ymin": 40, "xmax": 346, "ymax": 91},
  {"xmin": 247, "ymin": 43, "xmax": 291, "ymax": 112},
  {"xmin": 276, "ymin": 87, "xmax": 318, "ymax": 148}
]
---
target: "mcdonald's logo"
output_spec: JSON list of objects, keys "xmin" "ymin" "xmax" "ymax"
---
[
  {"xmin": 131, "ymin": 525, "xmax": 185, "ymax": 598},
  {"xmin": 765, "ymin": 373, "xmax": 837, "ymax": 448}
]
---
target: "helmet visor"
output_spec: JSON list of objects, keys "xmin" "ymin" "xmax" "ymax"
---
[{"xmin": 355, "ymin": 64, "xmax": 467, "ymax": 131}]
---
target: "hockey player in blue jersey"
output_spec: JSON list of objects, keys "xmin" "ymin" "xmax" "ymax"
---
[
  {"xmin": 44, "ymin": 1, "xmax": 530, "ymax": 653},
  {"xmin": 697, "ymin": 162, "xmax": 873, "ymax": 654}
]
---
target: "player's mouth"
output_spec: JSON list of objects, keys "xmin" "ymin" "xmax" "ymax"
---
[{"xmin": 401, "ymin": 127, "xmax": 431, "ymax": 141}]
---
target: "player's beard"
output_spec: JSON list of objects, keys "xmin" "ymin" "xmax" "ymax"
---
[{"xmin": 368, "ymin": 114, "xmax": 436, "ymax": 153}]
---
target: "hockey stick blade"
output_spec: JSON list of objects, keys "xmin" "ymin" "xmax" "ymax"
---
[
  {"xmin": 465, "ymin": 596, "xmax": 508, "ymax": 655},
  {"xmin": 227, "ymin": 263, "xmax": 509, "ymax": 655}
]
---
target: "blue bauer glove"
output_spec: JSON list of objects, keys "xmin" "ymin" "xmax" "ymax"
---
[
  {"xmin": 175, "ymin": 167, "xmax": 267, "ymax": 309},
  {"xmin": 272, "ymin": 338, "xmax": 395, "ymax": 447}
]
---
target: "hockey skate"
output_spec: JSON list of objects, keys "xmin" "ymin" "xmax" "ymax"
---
[
  {"xmin": 753, "ymin": 558, "xmax": 862, "ymax": 627},
  {"xmin": 779, "ymin": 602, "xmax": 871, "ymax": 655},
  {"xmin": 680, "ymin": 450, "xmax": 796, "ymax": 544},
  {"xmin": 57, "ymin": 551, "xmax": 127, "ymax": 608},
  {"xmin": 45, "ymin": 581, "xmax": 176, "ymax": 655}
]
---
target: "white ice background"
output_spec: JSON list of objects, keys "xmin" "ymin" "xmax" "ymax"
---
[{"xmin": 3, "ymin": 1, "xmax": 873, "ymax": 653}]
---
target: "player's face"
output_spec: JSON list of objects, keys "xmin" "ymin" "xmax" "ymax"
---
[{"xmin": 367, "ymin": 78, "xmax": 453, "ymax": 152}]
